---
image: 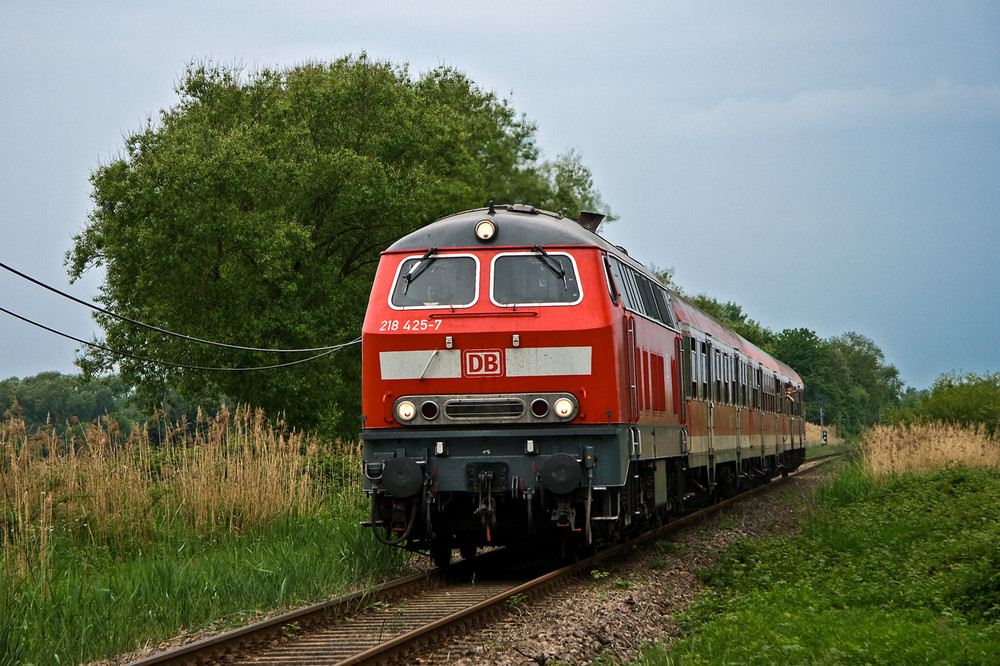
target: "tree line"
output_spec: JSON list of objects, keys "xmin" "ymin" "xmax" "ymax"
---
[{"xmin": 0, "ymin": 372, "xmax": 135, "ymax": 432}]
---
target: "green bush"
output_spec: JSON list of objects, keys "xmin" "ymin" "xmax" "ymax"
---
[{"xmin": 889, "ymin": 371, "xmax": 1000, "ymax": 437}]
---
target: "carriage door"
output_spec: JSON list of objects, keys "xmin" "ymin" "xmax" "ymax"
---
[
  {"xmin": 774, "ymin": 374, "xmax": 782, "ymax": 454},
  {"xmin": 757, "ymin": 367, "xmax": 766, "ymax": 452},
  {"xmin": 735, "ymin": 355, "xmax": 742, "ymax": 470},
  {"xmin": 706, "ymin": 340, "xmax": 715, "ymax": 487},
  {"xmin": 625, "ymin": 314, "xmax": 639, "ymax": 422}
]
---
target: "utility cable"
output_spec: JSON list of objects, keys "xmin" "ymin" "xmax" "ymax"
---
[
  {"xmin": 0, "ymin": 259, "xmax": 346, "ymax": 353},
  {"xmin": 0, "ymin": 303, "xmax": 360, "ymax": 372}
]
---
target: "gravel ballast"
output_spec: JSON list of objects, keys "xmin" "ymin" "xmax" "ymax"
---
[{"xmin": 415, "ymin": 463, "xmax": 832, "ymax": 665}]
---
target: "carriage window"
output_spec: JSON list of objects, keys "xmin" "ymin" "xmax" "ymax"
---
[
  {"xmin": 740, "ymin": 360, "xmax": 748, "ymax": 407},
  {"xmin": 636, "ymin": 278, "xmax": 662, "ymax": 321},
  {"xmin": 603, "ymin": 256, "xmax": 620, "ymax": 305},
  {"xmin": 703, "ymin": 346, "xmax": 711, "ymax": 402},
  {"xmin": 724, "ymin": 354, "xmax": 732, "ymax": 405},
  {"xmin": 648, "ymin": 286, "xmax": 675, "ymax": 326},
  {"xmin": 492, "ymin": 253, "xmax": 582, "ymax": 306},
  {"xmin": 713, "ymin": 349, "xmax": 722, "ymax": 403},
  {"xmin": 683, "ymin": 336, "xmax": 694, "ymax": 399},
  {"xmin": 390, "ymin": 254, "xmax": 478, "ymax": 309}
]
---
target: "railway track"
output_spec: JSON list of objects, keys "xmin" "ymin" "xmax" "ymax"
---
[{"xmin": 129, "ymin": 455, "xmax": 837, "ymax": 666}]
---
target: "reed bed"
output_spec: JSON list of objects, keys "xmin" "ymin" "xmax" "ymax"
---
[
  {"xmin": 861, "ymin": 421, "xmax": 1000, "ymax": 477},
  {"xmin": 1, "ymin": 405, "xmax": 362, "ymax": 582},
  {"xmin": 805, "ymin": 421, "xmax": 842, "ymax": 446},
  {"xmin": 1, "ymin": 407, "xmax": 405, "ymax": 665}
]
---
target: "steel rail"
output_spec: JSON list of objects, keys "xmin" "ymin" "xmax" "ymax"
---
[
  {"xmin": 128, "ymin": 454, "xmax": 837, "ymax": 665},
  {"xmin": 126, "ymin": 571, "xmax": 438, "ymax": 665}
]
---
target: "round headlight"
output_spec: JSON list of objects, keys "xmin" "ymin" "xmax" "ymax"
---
[
  {"xmin": 396, "ymin": 400, "xmax": 416, "ymax": 422},
  {"xmin": 420, "ymin": 400, "xmax": 439, "ymax": 420},
  {"xmin": 475, "ymin": 219, "xmax": 496, "ymax": 241},
  {"xmin": 553, "ymin": 397, "xmax": 576, "ymax": 419}
]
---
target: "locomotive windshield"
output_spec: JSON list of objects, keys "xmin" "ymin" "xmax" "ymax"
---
[
  {"xmin": 491, "ymin": 252, "xmax": 582, "ymax": 306},
  {"xmin": 390, "ymin": 254, "xmax": 478, "ymax": 308}
]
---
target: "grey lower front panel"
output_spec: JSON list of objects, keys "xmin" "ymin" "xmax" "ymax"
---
[{"xmin": 363, "ymin": 424, "xmax": 687, "ymax": 495}]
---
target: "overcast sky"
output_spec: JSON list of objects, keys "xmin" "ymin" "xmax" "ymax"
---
[{"xmin": 1, "ymin": 1, "xmax": 998, "ymax": 390}]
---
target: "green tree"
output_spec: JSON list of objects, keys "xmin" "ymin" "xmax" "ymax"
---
[
  {"xmin": 768, "ymin": 328, "xmax": 838, "ymax": 424},
  {"xmin": 0, "ymin": 372, "xmax": 133, "ymax": 431},
  {"xmin": 883, "ymin": 386, "xmax": 929, "ymax": 427},
  {"xmin": 536, "ymin": 148, "xmax": 613, "ymax": 224},
  {"xmin": 67, "ymin": 56, "xmax": 609, "ymax": 437},
  {"xmin": 825, "ymin": 331, "xmax": 902, "ymax": 435}
]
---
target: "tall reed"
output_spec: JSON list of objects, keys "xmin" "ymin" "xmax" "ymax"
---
[
  {"xmin": 861, "ymin": 421, "xmax": 1000, "ymax": 477},
  {"xmin": 805, "ymin": 421, "xmax": 842, "ymax": 446},
  {"xmin": 1, "ymin": 405, "xmax": 362, "ymax": 582}
]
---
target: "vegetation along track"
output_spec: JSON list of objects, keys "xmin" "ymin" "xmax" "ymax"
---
[{"xmin": 129, "ymin": 455, "xmax": 837, "ymax": 666}]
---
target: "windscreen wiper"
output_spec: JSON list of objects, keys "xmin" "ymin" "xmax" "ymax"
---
[
  {"xmin": 532, "ymin": 245, "xmax": 568, "ymax": 290},
  {"xmin": 402, "ymin": 247, "xmax": 437, "ymax": 295}
]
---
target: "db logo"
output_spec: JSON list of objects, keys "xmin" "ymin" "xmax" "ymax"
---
[{"xmin": 463, "ymin": 349, "xmax": 504, "ymax": 377}]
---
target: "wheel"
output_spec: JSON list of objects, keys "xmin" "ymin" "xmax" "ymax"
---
[
  {"xmin": 430, "ymin": 545, "xmax": 452, "ymax": 568},
  {"xmin": 721, "ymin": 467, "xmax": 736, "ymax": 498}
]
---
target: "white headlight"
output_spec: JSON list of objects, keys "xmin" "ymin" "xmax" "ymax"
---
[
  {"xmin": 396, "ymin": 400, "xmax": 416, "ymax": 422},
  {"xmin": 475, "ymin": 219, "xmax": 496, "ymax": 241},
  {"xmin": 553, "ymin": 397, "xmax": 576, "ymax": 419}
]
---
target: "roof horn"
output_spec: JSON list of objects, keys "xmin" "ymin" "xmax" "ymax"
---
[{"xmin": 576, "ymin": 211, "xmax": 605, "ymax": 232}]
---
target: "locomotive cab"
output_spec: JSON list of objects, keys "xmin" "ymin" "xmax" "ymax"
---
[
  {"xmin": 360, "ymin": 203, "xmax": 805, "ymax": 565},
  {"xmin": 361, "ymin": 205, "xmax": 633, "ymax": 562}
]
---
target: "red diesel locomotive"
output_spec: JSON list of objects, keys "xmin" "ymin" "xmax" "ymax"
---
[{"xmin": 361, "ymin": 203, "xmax": 805, "ymax": 564}]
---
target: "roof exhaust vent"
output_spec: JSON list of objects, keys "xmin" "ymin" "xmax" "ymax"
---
[{"xmin": 576, "ymin": 211, "xmax": 605, "ymax": 232}]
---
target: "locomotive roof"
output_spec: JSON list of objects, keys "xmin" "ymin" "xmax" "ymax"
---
[
  {"xmin": 385, "ymin": 204, "xmax": 626, "ymax": 256},
  {"xmin": 385, "ymin": 203, "xmax": 802, "ymax": 386}
]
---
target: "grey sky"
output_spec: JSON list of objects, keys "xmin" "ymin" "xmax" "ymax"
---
[{"xmin": 1, "ymin": 1, "xmax": 998, "ymax": 390}]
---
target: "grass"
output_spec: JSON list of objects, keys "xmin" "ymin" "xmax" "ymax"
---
[
  {"xmin": 637, "ymin": 422, "xmax": 1000, "ymax": 665},
  {"xmin": 1, "ymin": 407, "xmax": 407, "ymax": 666}
]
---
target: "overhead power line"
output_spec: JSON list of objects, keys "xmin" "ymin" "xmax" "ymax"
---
[
  {"xmin": 0, "ymin": 259, "xmax": 346, "ymax": 353},
  {"xmin": 0, "ymin": 303, "xmax": 360, "ymax": 372}
]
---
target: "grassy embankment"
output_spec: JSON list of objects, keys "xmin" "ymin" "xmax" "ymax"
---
[
  {"xmin": 1, "ymin": 407, "xmax": 407, "ymax": 666},
  {"xmin": 639, "ymin": 422, "xmax": 1000, "ymax": 665}
]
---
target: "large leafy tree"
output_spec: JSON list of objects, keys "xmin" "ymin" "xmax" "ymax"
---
[
  {"xmin": 768, "ymin": 329, "xmax": 901, "ymax": 436},
  {"xmin": 824, "ymin": 332, "xmax": 903, "ymax": 435},
  {"xmin": 68, "ymin": 56, "xmax": 609, "ymax": 437},
  {"xmin": 768, "ymin": 327, "xmax": 836, "ymax": 424}
]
